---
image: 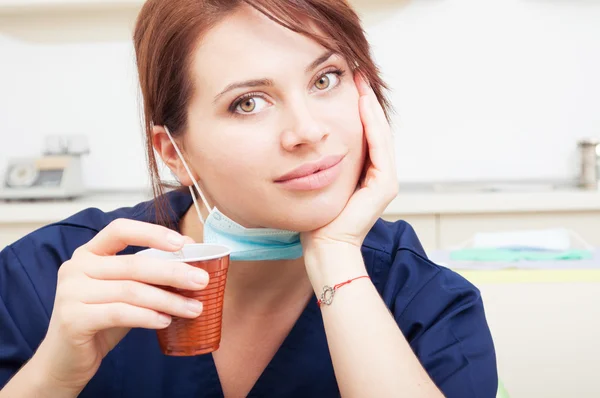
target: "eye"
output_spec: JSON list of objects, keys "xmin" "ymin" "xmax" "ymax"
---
[
  {"xmin": 234, "ymin": 96, "xmax": 269, "ymax": 115},
  {"xmin": 314, "ymin": 71, "xmax": 341, "ymax": 92}
]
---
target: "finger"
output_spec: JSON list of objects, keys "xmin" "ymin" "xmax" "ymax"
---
[
  {"xmin": 81, "ymin": 279, "xmax": 203, "ymax": 319},
  {"xmin": 355, "ymin": 73, "xmax": 397, "ymax": 194},
  {"xmin": 79, "ymin": 302, "xmax": 173, "ymax": 332},
  {"xmin": 359, "ymin": 92, "xmax": 392, "ymax": 172},
  {"xmin": 355, "ymin": 73, "xmax": 393, "ymax": 168},
  {"xmin": 83, "ymin": 219, "xmax": 186, "ymax": 256},
  {"xmin": 84, "ymin": 255, "xmax": 209, "ymax": 290},
  {"xmin": 360, "ymin": 101, "xmax": 398, "ymax": 197},
  {"xmin": 367, "ymin": 87, "xmax": 394, "ymax": 155},
  {"xmin": 355, "ymin": 73, "xmax": 395, "ymax": 155},
  {"xmin": 355, "ymin": 72, "xmax": 388, "ymax": 125},
  {"xmin": 354, "ymin": 72, "xmax": 370, "ymax": 97}
]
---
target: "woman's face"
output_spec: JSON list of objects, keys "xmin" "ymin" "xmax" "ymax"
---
[{"xmin": 180, "ymin": 5, "xmax": 365, "ymax": 231}]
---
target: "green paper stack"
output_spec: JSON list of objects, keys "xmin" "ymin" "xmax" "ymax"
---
[{"xmin": 450, "ymin": 248, "xmax": 593, "ymax": 262}]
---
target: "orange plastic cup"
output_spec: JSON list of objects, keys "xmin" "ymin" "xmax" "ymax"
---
[{"xmin": 136, "ymin": 244, "xmax": 231, "ymax": 356}]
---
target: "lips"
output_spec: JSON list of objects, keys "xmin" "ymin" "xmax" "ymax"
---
[{"xmin": 275, "ymin": 155, "xmax": 345, "ymax": 182}]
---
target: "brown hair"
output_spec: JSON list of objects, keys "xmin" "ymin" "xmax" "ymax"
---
[{"xmin": 133, "ymin": 0, "xmax": 391, "ymax": 227}]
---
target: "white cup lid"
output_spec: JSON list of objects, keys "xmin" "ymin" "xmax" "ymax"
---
[{"xmin": 135, "ymin": 243, "xmax": 231, "ymax": 262}]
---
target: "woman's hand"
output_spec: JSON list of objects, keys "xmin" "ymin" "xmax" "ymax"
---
[
  {"xmin": 301, "ymin": 73, "xmax": 398, "ymax": 252},
  {"xmin": 33, "ymin": 219, "xmax": 204, "ymax": 394}
]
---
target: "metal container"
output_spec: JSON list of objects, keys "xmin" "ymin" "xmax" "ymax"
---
[{"xmin": 578, "ymin": 139, "xmax": 600, "ymax": 190}]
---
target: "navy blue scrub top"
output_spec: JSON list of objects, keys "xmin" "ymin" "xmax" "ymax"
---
[{"xmin": 0, "ymin": 190, "xmax": 498, "ymax": 397}]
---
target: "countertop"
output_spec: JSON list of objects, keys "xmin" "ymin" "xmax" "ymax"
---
[
  {"xmin": 1, "ymin": 180, "xmax": 600, "ymax": 224},
  {"xmin": 388, "ymin": 185, "xmax": 600, "ymax": 215},
  {"xmin": 0, "ymin": 191, "xmax": 149, "ymax": 224}
]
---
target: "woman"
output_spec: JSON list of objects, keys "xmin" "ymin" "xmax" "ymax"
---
[{"xmin": 0, "ymin": 0, "xmax": 497, "ymax": 397}]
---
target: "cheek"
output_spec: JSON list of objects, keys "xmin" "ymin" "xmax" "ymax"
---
[
  {"xmin": 326, "ymin": 109, "xmax": 365, "ymax": 179},
  {"xmin": 191, "ymin": 125, "xmax": 271, "ymax": 194},
  {"xmin": 323, "ymin": 86, "xmax": 363, "ymax": 142}
]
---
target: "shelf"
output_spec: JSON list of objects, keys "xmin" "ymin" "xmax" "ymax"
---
[
  {"xmin": 0, "ymin": 0, "xmax": 405, "ymax": 19},
  {"xmin": 0, "ymin": 191, "xmax": 149, "ymax": 224},
  {"xmin": 0, "ymin": 0, "xmax": 144, "ymax": 15},
  {"xmin": 385, "ymin": 189, "xmax": 600, "ymax": 215},
  {"xmin": 0, "ymin": 0, "xmax": 144, "ymax": 42},
  {"xmin": 0, "ymin": 0, "xmax": 406, "ymax": 43}
]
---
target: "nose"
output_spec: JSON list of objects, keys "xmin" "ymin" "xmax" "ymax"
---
[{"xmin": 280, "ymin": 98, "xmax": 329, "ymax": 151}]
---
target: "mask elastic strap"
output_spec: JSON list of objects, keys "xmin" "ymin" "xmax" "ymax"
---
[
  {"xmin": 188, "ymin": 186, "xmax": 205, "ymax": 225},
  {"xmin": 164, "ymin": 126, "xmax": 210, "ymax": 224}
]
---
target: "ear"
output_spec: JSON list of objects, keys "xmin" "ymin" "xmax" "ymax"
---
[{"xmin": 152, "ymin": 125, "xmax": 198, "ymax": 186}]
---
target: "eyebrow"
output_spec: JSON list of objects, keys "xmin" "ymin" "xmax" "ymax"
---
[
  {"xmin": 212, "ymin": 50, "xmax": 337, "ymax": 104},
  {"xmin": 213, "ymin": 78, "xmax": 274, "ymax": 104},
  {"xmin": 305, "ymin": 50, "xmax": 335, "ymax": 73}
]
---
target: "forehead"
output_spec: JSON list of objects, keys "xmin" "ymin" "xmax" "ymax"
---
[{"xmin": 190, "ymin": 5, "xmax": 330, "ymax": 94}]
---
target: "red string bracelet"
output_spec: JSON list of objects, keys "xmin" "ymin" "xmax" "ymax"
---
[{"xmin": 317, "ymin": 275, "xmax": 370, "ymax": 307}]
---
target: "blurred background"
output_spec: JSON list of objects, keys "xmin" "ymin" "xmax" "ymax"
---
[{"xmin": 1, "ymin": 0, "xmax": 599, "ymax": 397}]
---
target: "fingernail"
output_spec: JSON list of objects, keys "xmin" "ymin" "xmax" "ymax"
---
[
  {"xmin": 357, "ymin": 72, "xmax": 367, "ymax": 85},
  {"xmin": 183, "ymin": 236, "xmax": 196, "ymax": 244},
  {"xmin": 167, "ymin": 232, "xmax": 184, "ymax": 247},
  {"xmin": 158, "ymin": 313, "xmax": 172, "ymax": 325},
  {"xmin": 189, "ymin": 270, "xmax": 209, "ymax": 286},
  {"xmin": 186, "ymin": 299, "xmax": 203, "ymax": 314}
]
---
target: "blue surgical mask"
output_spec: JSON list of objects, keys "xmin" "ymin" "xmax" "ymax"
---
[{"xmin": 164, "ymin": 126, "xmax": 303, "ymax": 261}]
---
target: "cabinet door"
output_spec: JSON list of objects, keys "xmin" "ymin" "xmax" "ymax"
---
[
  {"xmin": 381, "ymin": 214, "xmax": 438, "ymax": 253},
  {"xmin": 473, "ymin": 281, "xmax": 600, "ymax": 398},
  {"xmin": 0, "ymin": 223, "xmax": 45, "ymax": 249},
  {"xmin": 439, "ymin": 211, "xmax": 600, "ymax": 249}
]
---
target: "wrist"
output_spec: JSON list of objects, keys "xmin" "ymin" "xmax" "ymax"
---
[
  {"xmin": 28, "ymin": 343, "xmax": 83, "ymax": 398},
  {"xmin": 2, "ymin": 352, "xmax": 79, "ymax": 398},
  {"xmin": 303, "ymin": 242, "xmax": 367, "ymax": 293}
]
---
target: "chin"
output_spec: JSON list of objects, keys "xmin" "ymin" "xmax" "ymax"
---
[
  {"xmin": 270, "ymin": 189, "xmax": 354, "ymax": 232},
  {"xmin": 288, "ymin": 211, "xmax": 340, "ymax": 232}
]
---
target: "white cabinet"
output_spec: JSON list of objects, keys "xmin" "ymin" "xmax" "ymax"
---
[
  {"xmin": 438, "ymin": 211, "xmax": 600, "ymax": 249},
  {"xmin": 0, "ymin": 193, "xmax": 147, "ymax": 249},
  {"xmin": 384, "ymin": 211, "xmax": 600, "ymax": 252},
  {"xmin": 477, "ymin": 281, "xmax": 600, "ymax": 398}
]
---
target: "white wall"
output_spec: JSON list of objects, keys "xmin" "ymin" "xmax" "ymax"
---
[
  {"xmin": 1, "ymin": 0, "xmax": 599, "ymax": 190},
  {"xmin": 370, "ymin": 0, "xmax": 600, "ymax": 182}
]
